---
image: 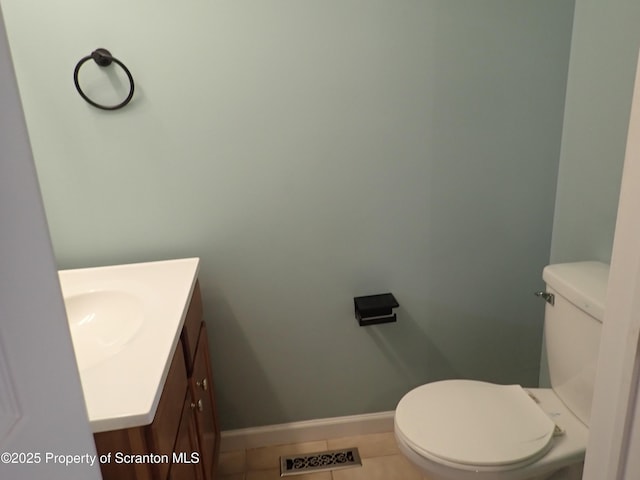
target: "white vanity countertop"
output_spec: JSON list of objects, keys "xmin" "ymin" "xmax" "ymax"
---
[{"xmin": 58, "ymin": 257, "xmax": 200, "ymax": 433}]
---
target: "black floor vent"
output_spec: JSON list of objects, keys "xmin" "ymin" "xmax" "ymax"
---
[{"xmin": 279, "ymin": 447, "xmax": 362, "ymax": 476}]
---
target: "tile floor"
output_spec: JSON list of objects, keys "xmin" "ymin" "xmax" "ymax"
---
[{"xmin": 217, "ymin": 432, "xmax": 431, "ymax": 480}]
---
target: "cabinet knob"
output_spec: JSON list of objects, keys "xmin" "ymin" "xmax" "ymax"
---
[
  {"xmin": 191, "ymin": 399, "xmax": 204, "ymax": 412},
  {"xmin": 196, "ymin": 378, "xmax": 208, "ymax": 391}
]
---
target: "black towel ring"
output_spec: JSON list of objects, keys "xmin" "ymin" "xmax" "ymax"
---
[{"xmin": 73, "ymin": 48, "xmax": 135, "ymax": 110}]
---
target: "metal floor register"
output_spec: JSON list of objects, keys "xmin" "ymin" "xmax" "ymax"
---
[{"xmin": 280, "ymin": 447, "xmax": 362, "ymax": 476}]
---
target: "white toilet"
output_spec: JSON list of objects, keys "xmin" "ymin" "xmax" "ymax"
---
[{"xmin": 395, "ymin": 261, "xmax": 609, "ymax": 480}]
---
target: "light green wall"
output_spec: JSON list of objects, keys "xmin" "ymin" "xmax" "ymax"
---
[
  {"xmin": 3, "ymin": 1, "xmax": 574, "ymax": 430},
  {"xmin": 550, "ymin": 0, "xmax": 640, "ymax": 264}
]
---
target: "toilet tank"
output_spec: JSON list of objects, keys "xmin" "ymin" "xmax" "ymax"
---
[{"xmin": 542, "ymin": 261, "xmax": 609, "ymax": 427}]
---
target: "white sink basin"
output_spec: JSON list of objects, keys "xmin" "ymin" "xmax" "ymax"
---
[
  {"xmin": 58, "ymin": 257, "xmax": 200, "ymax": 433},
  {"xmin": 65, "ymin": 290, "xmax": 145, "ymax": 371}
]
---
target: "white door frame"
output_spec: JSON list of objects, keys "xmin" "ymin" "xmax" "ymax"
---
[{"xmin": 582, "ymin": 50, "xmax": 640, "ymax": 480}]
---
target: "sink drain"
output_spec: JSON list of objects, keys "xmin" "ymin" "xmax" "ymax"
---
[{"xmin": 280, "ymin": 447, "xmax": 362, "ymax": 476}]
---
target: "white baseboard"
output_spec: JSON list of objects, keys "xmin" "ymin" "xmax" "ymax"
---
[{"xmin": 220, "ymin": 411, "xmax": 395, "ymax": 452}]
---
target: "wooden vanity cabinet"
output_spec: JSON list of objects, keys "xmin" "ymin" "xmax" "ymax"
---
[{"xmin": 93, "ymin": 281, "xmax": 220, "ymax": 480}]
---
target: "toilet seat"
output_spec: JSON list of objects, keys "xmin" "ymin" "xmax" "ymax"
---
[{"xmin": 395, "ymin": 380, "xmax": 557, "ymax": 471}]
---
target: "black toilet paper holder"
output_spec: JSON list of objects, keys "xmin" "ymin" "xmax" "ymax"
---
[{"xmin": 354, "ymin": 293, "xmax": 399, "ymax": 326}]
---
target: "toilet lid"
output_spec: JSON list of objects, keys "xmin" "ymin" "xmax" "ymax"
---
[{"xmin": 395, "ymin": 380, "xmax": 556, "ymax": 468}]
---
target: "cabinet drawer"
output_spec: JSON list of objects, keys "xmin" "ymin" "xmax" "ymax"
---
[{"xmin": 181, "ymin": 281, "xmax": 203, "ymax": 373}]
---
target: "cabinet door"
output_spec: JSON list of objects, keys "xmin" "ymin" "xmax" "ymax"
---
[
  {"xmin": 189, "ymin": 324, "xmax": 220, "ymax": 480},
  {"xmin": 147, "ymin": 342, "xmax": 189, "ymax": 480},
  {"xmin": 168, "ymin": 396, "xmax": 203, "ymax": 480}
]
